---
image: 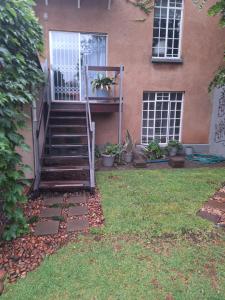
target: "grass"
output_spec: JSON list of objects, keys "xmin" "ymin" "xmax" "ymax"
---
[{"xmin": 2, "ymin": 167, "xmax": 225, "ymax": 300}]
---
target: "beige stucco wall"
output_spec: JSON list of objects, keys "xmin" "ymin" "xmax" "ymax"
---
[{"xmin": 34, "ymin": 0, "xmax": 225, "ymax": 146}]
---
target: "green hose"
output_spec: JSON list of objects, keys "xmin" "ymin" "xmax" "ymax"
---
[{"xmin": 186, "ymin": 154, "xmax": 225, "ymax": 164}]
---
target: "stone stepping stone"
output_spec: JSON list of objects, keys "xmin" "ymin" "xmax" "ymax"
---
[
  {"xmin": 68, "ymin": 206, "xmax": 88, "ymax": 216},
  {"xmin": 34, "ymin": 220, "xmax": 59, "ymax": 236},
  {"xmin": 40, "ymin": 207, "xmax": 61, "ymax": 218},
  {"xmin": 206, "ymin": 200, "xmax": 225, "ymax": 211},
  {"xmin": 43, "ymin": 196, "xmax": 64, "ymax": 206},
  {"xmin": 197, "ymin": 210, "xmax": 221, "ymax": 223},
  {"xmin": 67, "ymin": 195, "xmax": 87, "ymax": 205},
  {"xmin": 67, "ymin": 219, "xmax": 89, "ymax": 232}
]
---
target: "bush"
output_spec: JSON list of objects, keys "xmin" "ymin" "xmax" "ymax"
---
[
  {"xmin": 0, "ymin": 0, "xmax": 43, "ymax": 240},
  {"xmin": 145, "ymin": 140, "xmax": 164, "ymax": 160}
]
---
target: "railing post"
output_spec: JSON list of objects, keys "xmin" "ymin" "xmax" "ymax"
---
[
  {"xmin": 91, "ymin": 122, "xmax": 96, "ymax": 188},
  {"xmin": 118, "ymin": 65, "xmax": 124, "ymax": 145}
]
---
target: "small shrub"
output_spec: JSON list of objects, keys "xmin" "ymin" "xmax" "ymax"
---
[
  {"xmin": 145, "ymin": 140, "xmax": 164, "ymax": 160},
  {"xmin": 102, "ymin": 143, "xmax": 122, "ymax": 156}
]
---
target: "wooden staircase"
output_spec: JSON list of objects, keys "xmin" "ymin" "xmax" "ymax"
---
[{"xmin": 39, "ymin": 102, "xmax": 92, "ymax": 191}]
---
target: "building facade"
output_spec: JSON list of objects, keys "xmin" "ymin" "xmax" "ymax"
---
[
  {"xmin": 22, "ymin": 0, "xmax": 225, "ymax": 180},
  {"xmin": 34, "ymin": 0, "xmax": 224, "ymax": 146}
]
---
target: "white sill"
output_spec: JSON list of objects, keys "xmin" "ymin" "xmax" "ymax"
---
[{"xmin": 151, "ymin": 57, "xmax": 183, "ymax": 64}]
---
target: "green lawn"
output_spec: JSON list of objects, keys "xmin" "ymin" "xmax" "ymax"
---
[{"xmin": 3, "ymin": 168, "xmax": 225, "ymax": 300}]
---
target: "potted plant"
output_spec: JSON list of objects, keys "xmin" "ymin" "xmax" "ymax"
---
[
  {"xmin": 91, "ymin": 74, "xmax": 115, "ymax": 98},
  {"xmin": 122, "ymin": 130, "xmax": 133, "ymax": 163},
  {"xmin": 101, "ymin": 143, "xmax": 121, "ymax": 167},
  {"xmin": 167, "ymin": 140, "xmax": 182, "ymax": 157},
  {"xmin": 145, "ymin": 140, "xmax": 164, "ymax": 160}
]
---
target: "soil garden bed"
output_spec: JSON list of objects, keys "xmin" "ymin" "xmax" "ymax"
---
[
  {"xmin": 0, "ymin": 192, "xmax": 104, "ymax": 284},
  {"xmin": 97, "ymin": 158, "xmax": 225, "ymax": 172}
]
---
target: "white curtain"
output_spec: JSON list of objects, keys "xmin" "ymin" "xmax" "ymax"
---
[{"xmin": 80, "ymin": 34, "xmax": 107, "ymax": 98}]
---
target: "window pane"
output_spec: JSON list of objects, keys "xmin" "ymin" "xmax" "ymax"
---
[
  {"xmin": 152, "ymin": 0, "xmax": 183, "ymax": 59},
  {"xmin": 143, "ymin": 102, "xmax": 148, "ymax": 110},
  {"xmin": 142, "ymin": 92, "xmax": 183, "ymax": 144}
]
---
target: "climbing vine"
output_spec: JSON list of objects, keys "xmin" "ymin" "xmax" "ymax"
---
[
  {"xmin": 127, "ymin": 0, "xmax": 154, "ymax": 15},
  {"xmin": 0, "ymin": 0, "xmax": 43, "ymax": 240},
  {"xmin": 208, "ymin": 0, "xmax": 225, "ymax": 91}
]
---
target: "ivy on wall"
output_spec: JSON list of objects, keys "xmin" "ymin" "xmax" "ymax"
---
[
  {"xmin": 208, "ymin": 0, "xmax": 225, "ymax": 91},
  {"xmin": 127, "ymin": 0, "xmax": 154, "ymax": 15},
  {"xmin": 0, "ymin": 0, "xmax": 43, "ymax": 240}
]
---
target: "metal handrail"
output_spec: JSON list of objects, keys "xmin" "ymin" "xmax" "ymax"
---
[
  {"xmin": 85, "ymin": 65, "xmax": 95, "ymax": 190},
  {"xmin": 32, "ymin": 68, "xmax": 51, "ymax": 192}
]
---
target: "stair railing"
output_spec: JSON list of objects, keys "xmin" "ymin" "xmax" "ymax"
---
[
  {"xmin": 85, "ymin": 65, "xmax": 96, "ymax": 190},
  {"xmin": 32, "ymin": 61, "xmax": 51, "ymax": 193}
]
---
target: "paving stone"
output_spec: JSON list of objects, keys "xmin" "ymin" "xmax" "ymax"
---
[
  {"xmin": 133, "ymin": 159, "xmax": 147, "ymax": 168},
  {"xmin": 197, "ymin": 210, "xmax": 221, "ymax": 223},
  {"xmin": 68, "ymin": 206, "xmax": 88, "ymax": 216},
  {"xmin": 43, "ymin": 196, "xmax": 64, "ymax": 206},
  {"xmin": 67, "ymin": 219, "xmax": 89, "ymax": 232},
  {"xmin": 40, "ymin": 207, "xmax": 61, "ymax": 218},
  {"xmin": 206, "ymin": 200, "xmax": 225, "ymax": 211},
  {"xmin": 34, "ymin": 220, "xmax": 59, "ymax": 236},
  {"xmin": 169, "ymin": 156, "xmax": 185, "ymax": 168},
  {"xmin": 67, "ymin": 195, "xmax": 87, "ymax": 205}
]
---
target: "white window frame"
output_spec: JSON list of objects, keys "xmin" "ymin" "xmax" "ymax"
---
[
  {"xmin": 152, "ymin": 0, "xmax": 184, "ymax": 60},
  {"xmin": 141, "ymin": 91, "xmax": 184, "ymax": 145}
]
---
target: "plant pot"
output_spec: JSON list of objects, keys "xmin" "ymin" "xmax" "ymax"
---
[
  {"xmin": 102, "ymin": 154, "xmax": 115, "ymax": 167},
  {"xmin": 96, "ymin": 88, "xmax": 110, "ymax": 99},
  {"xmin": 185, "ymin": 146, "xmax": 193, "ymax": 156},
  {"xmin": 169, "ymin": 147, "xmax": 177, "ymax": 157},
  {"xmin": 124, "ymin": 152, "xmax": 133, "ymax": 163}
]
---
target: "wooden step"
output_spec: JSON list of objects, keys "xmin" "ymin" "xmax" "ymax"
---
[
  {"xmin": 51, "ymin": 134, "xmax": 87, "ymax": 138},
  {"xmin": 45, "ymin": 144, "xmax": 88, "ymax": 148},
  {"xmin": 42, "ymin": 166, "xmax": 89, "ymax": 172},
  {"xmin": 41, "ymin": 165, "xmax": 90, "ymax": 181},
  {"xmin": 39, "ymin": 180, "xmax": 90, "ymax": 191},
  {"xmin": 44, "ymin": 154, "xmax": 88, "ymax": 159},
  {"xmin": 43, "ymin": 155, "xmax": 89, "ymax": 166},
  {"xmin": 49, "ymin": 125, "xmax": 86, "ymax": 128},
  {"xmin": 51, "ymin": 109, "xmax": 85, "ymax": 113},
  {"xmin": 48, "ymin": 125, "xmax": 87, "ymax": 134},
  {"xmin": 49, "ymin": 116, "xmax": 86, "ymax": 125},
  {"xmin": 51, "ymin": 102, "xmax": 86, "ymax": 110},
  {"xmin": 50, "ymin": 116, "xmax": 86, "ymax": 120}
]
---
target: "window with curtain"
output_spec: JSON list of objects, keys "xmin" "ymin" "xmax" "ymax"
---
[
  {"xmin": 50, "ymin": 31, "xmax": 107, "ymax": 100},
  {"xmin": 152, "ymin": 0, "xmax": 183, "ymax": 59},
  {"xmin": 80, "ymin": 34, "xmax": 107, "ymax": 98}
]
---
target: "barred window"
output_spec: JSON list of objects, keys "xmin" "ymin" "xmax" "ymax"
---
[
  {"xmin": 142, "ymin": 92, "xmax": 184, "ymax": 144},
  {"xmin": 152, "ymin": 0, "xmax": 183, "ymax": 59}
]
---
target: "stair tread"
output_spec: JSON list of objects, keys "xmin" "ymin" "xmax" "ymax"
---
[
  {"xmin": 49, "ymin": 125, "xmax": 86, "ymax": 128},
  {"xmin": 44, "ymin": 155, "xmax": 88, "ymax": 158},
  {"xmin": 45, "ymin": 144, "xmax": 88, "ymax": 147},
  {"xmin": 42, "ymin": 166, "xmax": 89, "ymax": 172},
  {"xmin": 50, "ymin": 116, "xmax": 86, "ymax": 119},
  {"xmin": 51, "ymin": 134, "xmax": 87, "ymax": 137},
  {"xmin": 40, "ymin": 180, "xmax": 90, "ymax": 188},
  {"xmin": 51, "ymin": 109, "xmax": 85, "ymax": 112}
]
